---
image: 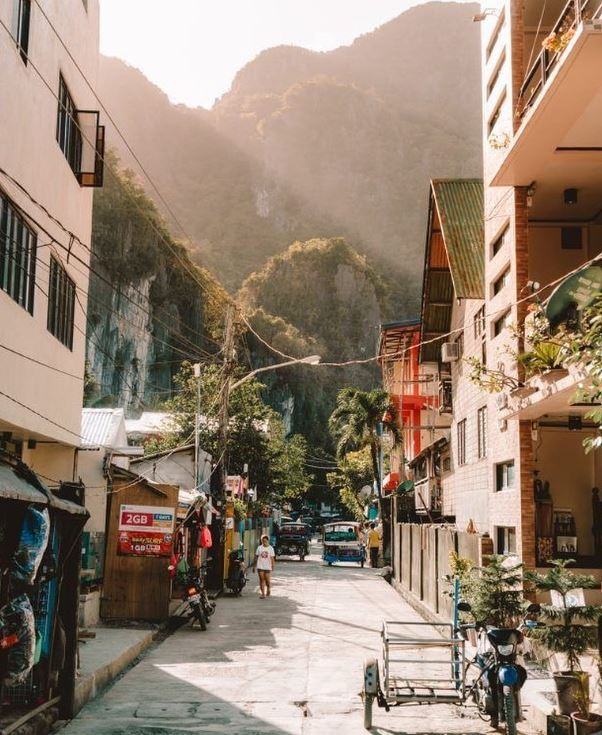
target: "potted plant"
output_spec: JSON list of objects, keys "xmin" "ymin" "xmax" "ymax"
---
[
  {"xmin": 570, "ymin": 683, "xmax": 602, "ymax": 734},
  {"xmin": 519, "ymin": 341, "xmax": 569, "ymax": 383},
  {"xmin": 470, "ymin": 554, "xmax": 525, "ymax": 628},
  {"xmin": 524, "ymin": 560, "xmax": 602, "ymax": 717}
]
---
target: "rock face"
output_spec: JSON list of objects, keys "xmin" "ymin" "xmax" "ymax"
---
[
  {"xmin": 98, "ymin": 0, "xmax": 482, "ymax": 308},
  {"xmin": 86, "ymin": 158, "xmax": 224, "ymax": 413},
  {"xmin": 240, "ymin": 237, "xmax": 385, "ymax": 446}
]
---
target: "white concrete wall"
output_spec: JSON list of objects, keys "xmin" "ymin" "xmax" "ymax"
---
[
  {"xmin": 441, "ymin": 298, "xmax": 490, "ymax": 532},
  {"xmin": 0, "ymin": 0, "xmax": 100, "ymax": 450}
]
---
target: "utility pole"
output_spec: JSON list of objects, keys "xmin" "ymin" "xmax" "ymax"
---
[
  {"xmin": 208, "ymin": 303, "xmax": 236, "ymax": 590},
  {"xmin": 193, "ymin": 362, "xmax": 201, "ymax": 490}
]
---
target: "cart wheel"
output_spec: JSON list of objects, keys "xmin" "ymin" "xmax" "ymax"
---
[{"xmin": 363, "ymin": 694, "xmax": 373, "ymax": 730}]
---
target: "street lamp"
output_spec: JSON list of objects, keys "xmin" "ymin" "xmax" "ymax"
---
[{"xmin": 229, "ymin": 355, "xmax": 321, "ymax": 391}]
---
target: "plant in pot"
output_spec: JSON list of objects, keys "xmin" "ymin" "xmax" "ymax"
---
[
  {"xmin": 518, "ymin": 341, "xmax": 569, "ymax": 383},
  {"xmin": 471, "ymin": 554, "xmax": 525, "ymax": 628},
  {"xmin": 524, "ymin": 560, "xmax": 602, "ymax": 723}
]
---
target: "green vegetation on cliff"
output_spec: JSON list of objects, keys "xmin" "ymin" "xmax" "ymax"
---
[{"xmin": 86, "ymin": 152, "xmax": 228, "ymax": 410}]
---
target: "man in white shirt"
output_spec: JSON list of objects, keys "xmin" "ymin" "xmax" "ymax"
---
[{"xmin": 253, "ymin": 534, "xmax": 276, "ymax": 599}]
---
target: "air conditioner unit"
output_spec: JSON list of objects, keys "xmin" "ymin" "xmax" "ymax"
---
[{"xmin": 441, "ymin": 342, "xmax": 459, "ymax": 362}]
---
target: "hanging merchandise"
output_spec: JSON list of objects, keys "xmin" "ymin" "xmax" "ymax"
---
[
  {"xmin": 11, "ymin": 506, "xmax": 50, "ymax": 585},
  {"xmin": 0, "ymin": 594, "xmax": 36, "ymax": 686},
  {"xmin": 199, "ymin": 525, "xmax": 212, "ymax": 549},
  {"xmin": 176, "ymin": 556, "xmax": 190, "ymax": 585}
]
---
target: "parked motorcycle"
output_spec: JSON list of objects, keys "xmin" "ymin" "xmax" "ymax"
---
[
  {"xmin": 171, "ymin": 565, "xmax": 215, "ymax": 631},
  {"xmin": 226, "ymin": 546, "xmax": 247, "ymax": 595},
  {"xmin": 457, "ymin": 601, "xmax": 541, "ymax": 735}
]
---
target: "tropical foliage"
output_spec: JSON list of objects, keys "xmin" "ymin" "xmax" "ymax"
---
[
  {"xmin": 145, "ymin": 361, "xmax": 311, "ymax": 505},
  {"xmin": 328, "ymin": 387, "xmax": 400, "ymax": 498},
  {"xmin": 524, "ymin": 560, "xmax": 602, "ymax": 672},
  {"xmin": 326, "ymin": 447, "xmax": 374, "ymax": 521}
]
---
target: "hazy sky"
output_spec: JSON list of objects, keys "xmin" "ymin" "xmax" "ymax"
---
[{"xmin": 99, "ymin": 0, "xmax": 468, "ymax": 109}]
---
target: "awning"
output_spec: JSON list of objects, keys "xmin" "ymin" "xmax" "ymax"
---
[
  {"xmin": 0, "ymin": 464, "xmax": 48, "ymax": 504},
  {"xmin": 383, "ymin": 472, "xmax": 400, "ymax": 492},
  {"xmin": 0, "ymin": 461, "xmax": 88, "ymax": 516}
]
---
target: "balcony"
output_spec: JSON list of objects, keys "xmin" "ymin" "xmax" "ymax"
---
[
  {"xmin": 491, "ymin": 0, "xmax": 602, "ymax": 188},
  {"xmin": 413, "ymin": 477, "xmax": 442, "ymax": 515}
]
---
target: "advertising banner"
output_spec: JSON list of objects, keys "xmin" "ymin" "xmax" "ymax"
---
[{"xmin": 117, "ymin": 505, "xmax": 175, "ymax": 557}]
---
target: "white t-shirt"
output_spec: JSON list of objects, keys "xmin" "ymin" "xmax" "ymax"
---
[{"xmin": 255, "ymin": 544, "xmax": 275, "ymax": 571}]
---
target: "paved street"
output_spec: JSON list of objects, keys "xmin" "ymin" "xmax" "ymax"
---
[{"xmin": 62, "ymin": 543, "xmax": 507, "ymax": 735}]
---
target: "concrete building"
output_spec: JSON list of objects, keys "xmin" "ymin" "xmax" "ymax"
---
[
  {"xmin": 479, "ymin": 0, "xmax": 602, "ymax": 567},
  {"xmin": 0, "ymin": 0, "xmax": 104, "ymax": 481}
]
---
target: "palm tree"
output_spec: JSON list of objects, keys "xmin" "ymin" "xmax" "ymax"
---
[{"xmin": 329, "ymin": 387, "xmax": 401, "ymax": 500}]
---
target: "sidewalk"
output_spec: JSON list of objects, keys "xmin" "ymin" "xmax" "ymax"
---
[{"xmin": 74, "ymin": 626, "xmax": 157, "ymax": 714}]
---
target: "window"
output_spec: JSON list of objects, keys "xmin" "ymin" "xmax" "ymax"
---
[
  {"xmin": 495, "ymin": 460, "xmax": 515, "ymax": 491},
  {"xmin": 474, "ymin": 306, "xmax": 487, "ymax": 364},
  {"xmin": 473, "ymin": 306, "xmax": 486, "ymax": 340},
  {"xmin": 11, "ymin": 0, "xmax": 31, "ymax": 65},
  {"xmin": 486, "ymin": 9, "xmax": 505, "ymax": 61},
  {"xmin": 487, "ymin": 51, "xmax": 506, "ymax": 99},
  {"xmin": 457, "ymin": 419, "xmax": 467, "ymax": 466},
  {"xmin": 496, "ymin": 526, "xmax": 516, "ymax": 554},
  {"xmin": 56, "ymin": 75, "xmax": 82, "ymax": 176},
  {"xmin": 455, "ymin": 332, "xmax": 464, "ymax": 359},
  {"xmin": 0, "ymin": 191, "xmax": 36, "ymax": 314},
  {"xmin": 487, "ymin": 90, "xmax": 506, "ymax": 136},
  {"xmin": 561, "ymin": 227, "xmax": 582, "ymax": 250},
  {"xmin": 491, "ymin": 224, "xmax": 509, "ymax": 258},
  {"xmin": 493, "ymin": 309, "xmax": 512, "ymax": 337},
  {"xmin": 47, "ymin": 256, "xmax": 75, "ymax": 349},
  {"xmin": 477, "ymin": 407, "xmax": 487, "ymax": 459},
  {"xmin": 493, "ymin": 267, "xmax": 510, "ymax": 295}
]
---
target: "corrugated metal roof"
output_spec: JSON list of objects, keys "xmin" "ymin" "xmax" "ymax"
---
[
  {"xmin": 81, "ymin": 408, "xmax": 124, "ymax": 448},
  {"xmin": 431, "ymin": 179, "xmax": 484, "ymax": 299},
  {"xmin": 0, "ymin": 464, "xmax": 48, "ymax": 504}
]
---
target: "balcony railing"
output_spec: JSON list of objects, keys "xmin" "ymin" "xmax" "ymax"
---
[
  {"xmin": 518, "ymin": 0, "xmax": 602, "ymax": 118},
  {"xmin": 438, "ymin": 376, "xmax": 452, "ymax": 415}
]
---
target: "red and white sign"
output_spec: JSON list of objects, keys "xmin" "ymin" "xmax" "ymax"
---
[
  {"xmin": 117, "ymin": 531, "xmax": 173, "ymax": 557},
  {"xmin": 118, "ymin": 505, "xmax": 175, "ymax": 557}
]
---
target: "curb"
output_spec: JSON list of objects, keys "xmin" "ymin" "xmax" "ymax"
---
[{"xmin": 73, "ymin": 630, "xmax": 156, "ymax": 715}]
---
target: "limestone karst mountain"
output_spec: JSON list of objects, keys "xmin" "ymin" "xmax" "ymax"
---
[{"xmin": 98, "ymin": 1, "xmax": 482, "ymax": 313}]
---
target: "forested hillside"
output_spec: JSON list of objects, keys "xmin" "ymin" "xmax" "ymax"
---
[{"xmin": 98, "ymin": 0, "xmax": 482, "ymax": 314}]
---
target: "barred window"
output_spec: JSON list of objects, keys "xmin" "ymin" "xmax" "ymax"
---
[
  {"xmin": 0, "ymin": 192, "xmax": 36, "ymax": 314},
  {"xmin": 47, "ymin": 256, "xmax": 75, "ymax": 349}
]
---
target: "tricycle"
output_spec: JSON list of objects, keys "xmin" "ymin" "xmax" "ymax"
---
[
  {"xmin": 275, "ymin": 522, "xmax": 310, "ymax": 561},
  {"xmin": 322, "ymin": 521, "xmax": 365, "ymax": 566},
  {"xmin": 363, "ymin": 603, "xmax": 542, "ymax": 733}
]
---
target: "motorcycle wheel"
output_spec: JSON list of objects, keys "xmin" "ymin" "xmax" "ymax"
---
[
  {"xmin": 503, "ymin": 688, "xmax": 517, "ymax": 735},
  {"xmin": 361, "ymin": 559, "xmax": 365, "ymax": 568},
  {"xmin": 192, "ymin": 604, "xmax": 207, "ymax": 631},
  {"xmin": 300, "ymin": 553, "xmax": 305, "ymax": 562}
]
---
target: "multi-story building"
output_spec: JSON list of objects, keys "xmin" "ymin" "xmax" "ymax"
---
[
  {"xmin": 479, "ymin": 0, "xmax": 602, "ymax": 568},
  {"xmin": 379, "ymin": 179, "xmax": 484, "ymax": 524},
  {"xmin": 0, "ymin": 0, "xmax": 104, "ymax": 480}
]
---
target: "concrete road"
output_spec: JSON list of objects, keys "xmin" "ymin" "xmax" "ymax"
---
[{"xmin": 62, "ymin": 542, "xmax": 527, "ymax": 734}]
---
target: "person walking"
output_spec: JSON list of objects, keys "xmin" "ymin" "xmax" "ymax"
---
[
  {"xmin": 253, "ymin": 533, "xmax": 275, "ymax": 598},
  {"xmin": 367, "ymin": 522, "xmax": 380, "ymax": 568}
]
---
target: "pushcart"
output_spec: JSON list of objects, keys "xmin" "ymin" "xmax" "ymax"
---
[{"xmin": 363, "ymin": 620, "xmax": 466, "ymax": 729}]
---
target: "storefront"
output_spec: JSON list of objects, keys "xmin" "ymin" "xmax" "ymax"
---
[{"xmin": 0, "ymin": 452, "xmax": 88, "ymax": 730}]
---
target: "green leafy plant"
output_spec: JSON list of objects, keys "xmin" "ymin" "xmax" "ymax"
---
[
  {"xmin": 233, "ymin": 498, "xmax": 247, "ymax": 524},
  {"xmin": 518, "ymin": 341, "xmax": 567, "ymax": 377},
  {"xmin": 470, "ymin": 555, "xmax": 525, "ymax": 628},
  {"xmin": 524, "ymin": 560, "xmax": 602, "ymax": 673},
  {"xmin": 465, "ymin": 356, "xmax": 522, "ymax": 393},
  {"xmin": 442, "ymin": 552, "xmax": 475, "ymax": 605}
]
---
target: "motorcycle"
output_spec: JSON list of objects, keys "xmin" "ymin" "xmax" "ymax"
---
[
  {"xmin": 457, "ymin": 601, "xmax": 541, "ymax": 735},
  {"xmin": 171, "ymin": 565, "xmax": 215, "ymax": 631},
  {"xmin": 226, "ymin": 546, "xmax": 247, "ymax": 595}
]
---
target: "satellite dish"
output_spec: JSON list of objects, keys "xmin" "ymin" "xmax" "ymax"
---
[{"xmin": 358, "ymin": 485, "xmax": 372, "ymax": 502}]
